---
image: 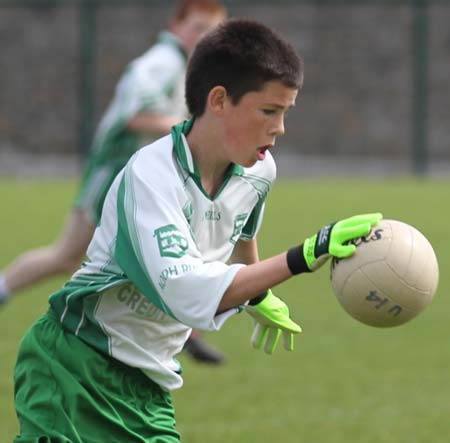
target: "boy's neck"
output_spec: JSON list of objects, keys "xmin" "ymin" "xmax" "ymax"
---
[{"xmin": 186, "ymin": 117, "xmax": 231, "ymax": 197}]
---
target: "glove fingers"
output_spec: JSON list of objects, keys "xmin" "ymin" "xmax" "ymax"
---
[
  {"xmin": 264, "ymin": 306, "xmax": 302, "ymax": 333},
  {"xmin": 265, "ymin": 328, "xmax": 281, "ymax": 354},
  {"xmin": 331, "ymin": 212, "xmax": 382, "ymax": 258},
  {"xmin": 252, "ymin": 323, "xmax": 268, "ymax": 349},
  {"xmin": 340, "ymin": 213, "xmax": 383, "ymax": 227},
  {"xmin": 283, "ymin": 330, "xmax": 295, "ymax": 351},
  {"xmin": 331, "ymin": 242, "xmax": 356, "ymax": 258},
  {"xmin": 331, "ymin": 222, "xmax": 370, "ymax": 258},
  {"xmin": 246, "ymin": 291, "xmax": 302, "ymax": 353},
  {"xmin": 261, "ymin": 314, "xmax": 302, "ymax": 334},
  {"xmin": 339, "ymin": 222, "xmax": 372, "ymax": 242},
  {"xmin": 280, "ymin": 317, "xmax": 303, "ymax": 334}
]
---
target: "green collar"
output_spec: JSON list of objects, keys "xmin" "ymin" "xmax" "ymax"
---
[
  {"xmin": 171, "ymin": 119, "xmax": 244, "ymax": 198},
  {"xmin": 157, "ymin": 31, "xmax": 188, "ymax": 61}
]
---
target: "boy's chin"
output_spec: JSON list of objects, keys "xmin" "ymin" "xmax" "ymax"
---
[{"xmin": 240, "ymin": 159, "xmax": 258, "ymax": 168}]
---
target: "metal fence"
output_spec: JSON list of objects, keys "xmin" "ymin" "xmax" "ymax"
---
[{"xmin": 1, "ymin": 0, "xmax": 449, "ymax": 176}]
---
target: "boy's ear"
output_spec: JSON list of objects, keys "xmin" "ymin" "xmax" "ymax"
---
[{"xmin": 208, "ymin": 86, "xmax": 228, "ymax": 115}]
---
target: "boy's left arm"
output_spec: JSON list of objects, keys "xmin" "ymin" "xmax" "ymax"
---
[
  {"xmin": 229, "ymin": 238, "xmax": 260, "ymax": 266},
  {"xmin": 230, "ymin": 239, "xmax": 302, "ymax": 354}
]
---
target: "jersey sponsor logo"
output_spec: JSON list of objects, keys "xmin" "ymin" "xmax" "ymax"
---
[
  {"xmin": 204, "ymin": 210, "xmax": 221, "ymax": 221},
  {"xmin": 154, "ymin": 224, "xmax": 188, "ymax": 258},
  {"xmin": 230, "ymin": 213, "xmax": 248, "ymax": 245},
  {"xmin": 158, "ymin": 263, "xmax": 197, "ymax": 290},
  {"xmin": 116, "ymin": 284, "xmax": 168, "ymax": 321}
]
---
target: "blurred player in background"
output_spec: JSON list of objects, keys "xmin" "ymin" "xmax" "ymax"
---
[
  {"xmin": 13, "ymin": 19, "xmax": 382, "ymax": 442},
  {"xmin": 0, "ymin": 0, "xmax": 227, "ymax": 364}
]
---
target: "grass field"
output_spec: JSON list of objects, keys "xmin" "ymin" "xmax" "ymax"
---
[{"xmin": 0, "ymin": 178, "xmax": 449, "ymax": 442}]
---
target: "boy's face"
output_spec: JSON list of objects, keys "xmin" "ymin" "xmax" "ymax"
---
[
  {"xmin": 222, "ymin": 80, "xmax": 298, "ymax": 168},
  {"xmin": 172, "ymin": 10, "xmax": 225, "ymax": 55}
]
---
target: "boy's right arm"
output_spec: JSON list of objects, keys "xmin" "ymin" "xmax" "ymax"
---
[
  {"xmin": 219, "ymin": 212, "xmax": 383, "ymax": 311},
  {"xmin": 218, "ymin": 213, "xmax": 383, "ymax": 353}
]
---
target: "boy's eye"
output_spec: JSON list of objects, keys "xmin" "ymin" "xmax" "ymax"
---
[{"xmin": 262, "ymin": 108, "xmax": 289, "ymax": 119}]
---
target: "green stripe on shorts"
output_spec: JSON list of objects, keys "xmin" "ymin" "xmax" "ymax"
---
[{"xmin": 14, "ymin": 309, "xmax": 180, "ymax": 443}]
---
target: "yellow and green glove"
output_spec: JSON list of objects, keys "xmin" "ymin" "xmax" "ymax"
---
[
  {"xmin": 244, "ymin": 213, "xmax": 382, "ymax": 354},
  {"xmin": 245, "ymin": 289, "xmax": 302, "ymax": 354},
  {"xmin": 287, "ymin": 212, "xmax": 383, "ymax": 273}
]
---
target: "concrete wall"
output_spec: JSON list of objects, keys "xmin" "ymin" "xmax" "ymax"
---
[{"xmin": 1, "ymin": 2, "xmax": 449, "ymax": 168}]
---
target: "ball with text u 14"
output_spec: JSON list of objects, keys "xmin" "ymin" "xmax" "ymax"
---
[{"xmin": 330, "ymin": 219, "xmax": 439, "ymax": 327}]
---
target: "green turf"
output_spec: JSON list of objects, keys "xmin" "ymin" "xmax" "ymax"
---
[{"xmin": 1, "ymin": 178, "xmax": 449, "ymax": 442}]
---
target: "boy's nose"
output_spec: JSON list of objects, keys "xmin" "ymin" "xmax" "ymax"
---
[{"xmin": 271, "ymin": 117, "xmax": 285, "ymax": 136}]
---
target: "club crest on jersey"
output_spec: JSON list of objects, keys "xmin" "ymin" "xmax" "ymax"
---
[
  {"xmin": 154, "ymin": 224, "xmax": 188, "ymax": 258},
  {"xmin": 230, "ymin": 213, "xmax": 248, "ymax": 245}
]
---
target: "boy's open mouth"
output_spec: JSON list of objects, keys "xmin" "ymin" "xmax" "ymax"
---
[{"xmin": 257, "ymin": 145, "xmax": 272, "ymax": 160}]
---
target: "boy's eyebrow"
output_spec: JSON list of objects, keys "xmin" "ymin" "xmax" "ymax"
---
[{"xmin": 264, "ymin": 103, "xmax": 296, "ymax": 110}]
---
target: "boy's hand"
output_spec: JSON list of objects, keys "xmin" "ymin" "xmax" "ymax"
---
[
  {"xmin": 301, "ymin": 213, "xmax": 383, "ymax": 272},
  {"xmin": 245, "ymin": 290, "xmax": 302, "ymax": 354}
]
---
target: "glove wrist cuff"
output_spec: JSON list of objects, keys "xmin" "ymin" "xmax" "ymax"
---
[
  {"xmin": 287, "ymin": 245, "xmax": 311, "ymax": 275},
  {"xmin": 248, "ymin": 290, "xmax": 269, "ymax": 306}
]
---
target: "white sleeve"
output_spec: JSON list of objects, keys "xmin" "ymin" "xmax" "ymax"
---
[
  {"xmin": 115, "ymin": 49, "xmax": 184, "ymax": 119},
  {"xmin": 113, "ymin": 154, "xmax": 244, "ymax": 331}
]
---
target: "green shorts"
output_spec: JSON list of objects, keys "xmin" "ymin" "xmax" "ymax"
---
[{"xmin": 14, "ymin": 309, "xmax": 180, "ymax": 443}]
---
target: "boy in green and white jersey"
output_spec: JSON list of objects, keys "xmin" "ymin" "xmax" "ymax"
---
[
  {"xmin": 14, "ymin": 19, "xmax": 382, "ymax": 443},
  {"xmin": 1, "ymin": 0, "xmax": 227, "ymax": 364},
  {"xmin": 49, "ymin": 116, "xmax": 275, "ymax": 391},
  {"xmin": 75, "ymin": 29, "xmax": 189, "ymax": 223}
]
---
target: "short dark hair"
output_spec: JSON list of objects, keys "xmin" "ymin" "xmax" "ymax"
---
[{"xmin": 186, "ymin": 19, "xmax": 304, "ymax": 117}]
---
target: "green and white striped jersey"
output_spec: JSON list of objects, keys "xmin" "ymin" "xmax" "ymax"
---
[
  {"xmin": 75, "ymin": 31, "xmax": 188, "ymax": 222},
  {"xmin": 50, "ymin": 119, "xmax": 276, "ymax": 391},
  {"xmin": 90, "ymin": 31, "xmax": 188, "ymax": 168}
]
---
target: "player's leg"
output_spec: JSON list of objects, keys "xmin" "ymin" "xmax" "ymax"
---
[
  {"xmin": 0, "ymin": 159, "xmax": 118, "ymax": 304},
  {"xmin": 0, "ymin": 209, "xmax": 94, "ymax": 301}
]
